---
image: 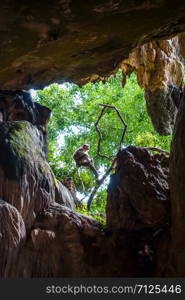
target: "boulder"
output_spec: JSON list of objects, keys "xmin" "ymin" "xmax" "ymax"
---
[{"xmin": 106, "ymin": 146, "xmax": 170, "ymax": 231}]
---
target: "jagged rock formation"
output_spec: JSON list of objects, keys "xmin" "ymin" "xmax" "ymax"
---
[
  {"xmin": 0, "ymin": 90, "xmax": 51, "ymax": 126},
  {"xmin": 0, "ymin": 91, "xmax": 75, "ymax": 230},
  {"xmin": 121, "ymin": 34, "xmax": 185, "ymax": 135},
  {"xmin": 106, "ymin": 146, "xmax": 171, "ymax": 277},
  {"xmin": 106, "ymin": 146, "xmax": 170, "ymax": 231},
  {"xmin": 0, "ymin": 89, "xmax": 51, "ymax": 155},
  {"xmin": 0, "ymin": 91, "xmax": 74, "ymax": 217},
  {"xmin": 0, "ymin": 1, "xmax": 185, "ymax": 90}
]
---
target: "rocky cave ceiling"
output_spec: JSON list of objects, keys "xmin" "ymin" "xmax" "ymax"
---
[{"xmin": 0, "ymin": 0, "xmax": 185, "ymax": 90}]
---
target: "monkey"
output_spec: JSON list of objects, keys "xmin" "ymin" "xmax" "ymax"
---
[
  {"xmin": 62, "ymin": 176, "xmax": 77, "ymax": 197},
  {"xmin": 63, "ymin": 176, "xmax": 83, "ymax": 207},
  {"xmin": 62, "ymin": 176, "xmax": 82, "ymax": 207},
  {"xmin": 73, "ymin": 144, "xmax": 99, "ymax": 180}
]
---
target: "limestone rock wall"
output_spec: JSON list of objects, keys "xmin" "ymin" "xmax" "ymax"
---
[
  {"xmin": 0, "ymin": 199, "xmax": 26, "ymax": 278},
  {"xmin": 0, "ymin": 121, "xmax": 56, "ymax": 228},
  {"xmin": 106, "ymin": 146, "xmax": 171, "ymax": 277},
  {"xmin": 0, "ymin": 91, "xmax": 75, "ymax": 231},
  {"xmin": 106, "ymin": 146, "xmax": 170, "ymax": 231},
  {"xmin": 121, "ymin": 34, "xmax": 185, "ymax": 135}
]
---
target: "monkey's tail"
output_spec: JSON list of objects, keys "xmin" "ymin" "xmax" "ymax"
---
[{"xmin": 77, "ymin": 168, "xmax": 85, "ymax": 192}]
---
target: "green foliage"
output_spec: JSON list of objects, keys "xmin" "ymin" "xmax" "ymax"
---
[
  {"xmin": 33, "ymin": 70, "xmax": 172, "ymax": 216},
  {"xmin": 76, "ymin": 205, "xmax": 106, "ymax": 226}
]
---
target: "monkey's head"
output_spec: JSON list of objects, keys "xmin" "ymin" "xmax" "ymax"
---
[{"xmin": 83, "ymin": 144, "xmax": 90, "ymax": 151}]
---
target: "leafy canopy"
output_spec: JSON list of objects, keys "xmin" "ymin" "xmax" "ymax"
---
[{"xmin": 33, "ymin": 70, "xmax": 171, "ymax": 214}]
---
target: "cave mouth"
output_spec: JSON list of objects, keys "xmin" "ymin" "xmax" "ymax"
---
[{"xmin": 30, "ymin": 70, "xmax": 172, "ymax": 220}]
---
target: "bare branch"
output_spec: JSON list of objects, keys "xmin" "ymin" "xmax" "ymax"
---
[
  {"xmin": 87, "ymin": 157, "xmax": 117, "ymax": 211},
  {"xmin": 94, "ymin": 103, "xmax": 127, "ymax": 160},
  {"xmin": 87, "ymin": 104, "xmax": 127, "ymax": 210},
  {"xmin": 94, "ymin": 106, "xmax": 113, "ymax": 161},
  {"xmin": 77, "ymin": 168, "xmax": 85, "ymax": 191},
  {"xmin": 143, "ymin": 147, "xmax": 170, "ymax": 155}
]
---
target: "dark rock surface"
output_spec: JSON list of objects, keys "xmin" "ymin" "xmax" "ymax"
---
[
  {"xmin": 0, "ymin": 90, "xmax": 51, "ymax": 126},
  {"xmin": 0, "ymin": 121, "xmax": 55, "ymax": 229},
  {"xmin": 0, "ymin": 90, "xmax": 51, "ymax": 155},
  {"xmin": 55, "ymin": 180, "xmax": 75, "ymax": 210},
  {"xmin": 0, "ymin": 92, "xmax": 75, "ymax": 230},
  {"xmin": 145, "ymin": 88, "xmax": 179, "ymax": 136},
  {"xmin": 106, "ymin": 146, "xmax": 170, "ymax": 231},
  {"xmin": 169, "ymin": 91, "xmax": 185, "ymax": 276},
  {"xmin": 10, "ymin": 203, "xmax": 156, "ymax": 277},
  {"xmin": 0, "ymin": 1, "xmax": 185, "ymax": 89}
]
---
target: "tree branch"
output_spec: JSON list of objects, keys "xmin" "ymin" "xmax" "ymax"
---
[
  {"xmin": 87, "ymin": 104, "xmax": 127, "ymax": 210},
  {"xmin": 143, "ymin": 147, "xmax": 170, "ymax": 155},
  {"xmin": 87, "ymin": 157, "xmax": 117, "ymax": 210}
]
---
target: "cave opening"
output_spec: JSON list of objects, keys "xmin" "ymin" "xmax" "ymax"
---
[{"xmin": 30, "ymin": 69, "xmax": 172, "ymax": 222}]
